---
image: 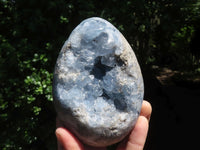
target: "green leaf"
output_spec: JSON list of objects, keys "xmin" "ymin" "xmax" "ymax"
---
[
  {"xmin": 33, "ymin": 106, "xmax": 41, "ymax": 115},
  {"xmin": 27, "ymin": 95, "xmax": 36, "ymax": 104},
  {"xmin": 60, "ymin": 16, "xmax": 69, "ymax": 24}
]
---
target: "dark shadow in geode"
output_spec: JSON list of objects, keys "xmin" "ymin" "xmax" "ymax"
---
[
  {"xmin": 90, "ymin": 56, "xmax": 113, "ymax": 79},
  {"xmin": 101, "ymin": 89, "xmax": 128, "ymax": 111},
  {"xmin": 116, "ymin": 56, "xmax": 125, "ymax": 67},
  {"xmin": 101, "ymin": 89, "xmax": 111, "ymax": 99},
  {"xmin": 114, "ymin": 98, "xmax": 127, "ymax": 111}
]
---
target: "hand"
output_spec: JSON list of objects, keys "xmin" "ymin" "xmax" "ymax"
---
[{"xmin": 56, "ymin": 100, "xmax": 152, "ymax": 150}]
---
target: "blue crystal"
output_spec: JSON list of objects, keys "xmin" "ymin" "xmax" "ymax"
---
[{"xmin": 53, "ymin": 17, "xmax": 144, "ymax": 147}]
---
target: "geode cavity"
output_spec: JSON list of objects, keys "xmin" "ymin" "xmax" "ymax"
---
[{"xmin": 53, "ymin": 17, "xmax": 144, "ymax": 147}]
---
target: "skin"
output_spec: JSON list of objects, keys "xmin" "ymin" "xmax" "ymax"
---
[{"xmin": 56, "ymin": 100, "xmax": 152, "ymax": 150}]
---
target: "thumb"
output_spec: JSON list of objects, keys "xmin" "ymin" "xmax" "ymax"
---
[{"xmin": 55, "ymin": 127, "xmax": 84, "ymax": 150}]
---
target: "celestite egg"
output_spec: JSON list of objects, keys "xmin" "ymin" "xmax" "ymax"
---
[{"xmin": 53, "ymin": 17, "xmax": 144, "ymax": 147}]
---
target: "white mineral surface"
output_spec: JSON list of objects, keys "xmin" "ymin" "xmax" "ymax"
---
[{"xmin": 53, "ymin": 17, "xmax": 144, "ymax": 147}]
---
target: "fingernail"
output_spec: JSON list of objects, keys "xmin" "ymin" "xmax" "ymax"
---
[
  {"xmin": 55, "ymin": 129, "xmax": 61, "ymax": 138},
  {"xmin": 55, "ymin": 129, "xmax": 63, "ymax": 150}
]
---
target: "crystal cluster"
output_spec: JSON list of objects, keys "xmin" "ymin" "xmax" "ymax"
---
[{"xmin": 53, "ymin": 17, "xmax": 144, "ymax": 147}]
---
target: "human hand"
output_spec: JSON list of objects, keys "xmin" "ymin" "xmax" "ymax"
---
[{"xmin": 55, "ymin": 100, "xmax": 152, "ymax": 150}]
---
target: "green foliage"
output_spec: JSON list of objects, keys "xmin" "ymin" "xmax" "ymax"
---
[{"xmin": 0, "ymin": 0, "xmax": 200, "ymax": 149}]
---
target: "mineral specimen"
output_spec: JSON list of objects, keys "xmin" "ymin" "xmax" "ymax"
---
[{"xmin": 53, "ymin": 17, "xmax": 144, "ymax": 147}]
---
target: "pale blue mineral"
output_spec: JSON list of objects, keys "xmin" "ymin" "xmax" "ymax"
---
[{"xmin": 53, "ymin": 17, "xmax": 144, "ymax": 147}]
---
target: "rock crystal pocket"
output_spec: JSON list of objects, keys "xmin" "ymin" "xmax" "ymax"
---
[{"xmin": 53, "ymin": 17, "xmax": 144, "ymax": 147}]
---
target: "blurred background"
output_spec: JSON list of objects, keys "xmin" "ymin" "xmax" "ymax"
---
[{"xmin": 0, "ymin": 0, "xmax": 200, "ymax": 149}]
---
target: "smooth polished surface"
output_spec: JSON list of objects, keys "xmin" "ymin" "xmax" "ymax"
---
[{"xmin": 53, "ymin": 17, "xmax": 144, "ymax": 147}]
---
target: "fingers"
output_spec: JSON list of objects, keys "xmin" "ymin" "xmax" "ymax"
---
[
  {"xmin": 117, "ymin": 100, "xmax": 152, "ymax": 150},
  {"xmin": 55, "ymin": 127, "xmax": 84, "ymax": 150},
  {"xmin": 117, "ymin": 116, "xmax": 149, "ymax": 150},
  {"xmin": 127, "ymin": 116, "xmax": 149, "ymax": 150},
  {"xmin": 56, "ymin": 127, "xmax": 107, "ymax": 150},
  {"xmin": 140, "ymin": 100, "xmax": 152, "ymax": 121},
  {"xmin": 56, "ymin": 118, "xmax": 107, "ymax": 150}
]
